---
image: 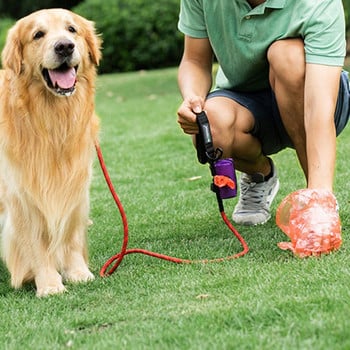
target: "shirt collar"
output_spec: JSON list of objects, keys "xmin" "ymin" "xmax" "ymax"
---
[
  {"xmin": 247, "ymin": 0, "xmax": 286, "ymax": 15},
  {"xmin": 265, "ymin": 0, "xmax": 286, "ymax": 9}
]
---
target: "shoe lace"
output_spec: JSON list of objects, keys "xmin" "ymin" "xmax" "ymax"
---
[{"xmin": 239, "ymin": 177, "xmax": 268, "ymax": 209}]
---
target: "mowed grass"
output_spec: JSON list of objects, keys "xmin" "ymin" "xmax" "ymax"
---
[{"xmin": 0, "ymin": 67, "xmax": 350, "ymax": 350}]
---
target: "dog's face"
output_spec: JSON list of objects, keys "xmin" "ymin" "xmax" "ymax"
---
[{"xmin": 1, "ymin": 9, "xmax": 102, "ymax": 97}]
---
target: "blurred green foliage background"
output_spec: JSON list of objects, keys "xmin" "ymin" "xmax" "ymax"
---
[{"xmin": 0, "ymin": 0, "xmax": 349, "ymax": 73}]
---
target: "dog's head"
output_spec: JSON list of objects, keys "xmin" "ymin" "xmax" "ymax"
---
[{"xmin": 2, "ymin": 8, "xmax": 102, "ymax": 97}]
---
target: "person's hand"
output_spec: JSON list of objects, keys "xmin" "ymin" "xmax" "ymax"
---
[
  {"xmin": 177, "ymin": 96, "xmax": 205, "ymax": 134},
  {"xmin": 276, "ymin": 189, "xmax": 342, "ymax": 257}
]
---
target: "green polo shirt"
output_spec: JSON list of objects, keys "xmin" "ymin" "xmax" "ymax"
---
[{"xmin": 178, "ymin": 0, "xmax": 346, "ymax": 91}]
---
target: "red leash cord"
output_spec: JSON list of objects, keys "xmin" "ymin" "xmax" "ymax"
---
[{"xmin": 95, "ymin": 143, "xmax": 249, "ymax": 277}]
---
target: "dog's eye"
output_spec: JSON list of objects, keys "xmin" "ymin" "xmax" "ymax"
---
[
  {"xmin": 68, "ymin": 26, "xmax": 77, "ymax": 34},
  {"xmin": 33, "ymin": 31, "xmax": 45, "ymax": 40}
]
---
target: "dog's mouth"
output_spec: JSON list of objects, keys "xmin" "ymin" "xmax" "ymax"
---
[{"xmin": 42, "ymin": 63, "xmax": 78, "ymax": 96}]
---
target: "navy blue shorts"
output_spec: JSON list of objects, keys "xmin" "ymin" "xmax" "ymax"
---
[{"xmin": 207, "ymin": 71, "xmax": 350, "ymax": 155}]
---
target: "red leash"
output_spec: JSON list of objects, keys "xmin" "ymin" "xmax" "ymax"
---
[{"xmin": 95, "ymin": 143, "xmax": 249, "ymax": 277}]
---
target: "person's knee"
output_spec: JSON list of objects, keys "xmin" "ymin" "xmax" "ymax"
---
[
  {"xmin": 203, "ymin": 98, "xmax": 242, "ymax": 158},
  {"xmin": 268, "ymin": 38, "xmax": 305, "ymax": 89},
  {"xmin": 204, "ymin": 99, "xmax": 233, "ymax": 145},
  {"xmin": 203, "ymin": 97, "xmax": 255, "ymax": 157}
]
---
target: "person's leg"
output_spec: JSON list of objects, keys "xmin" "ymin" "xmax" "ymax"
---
[
  {"xmin": 202, "ymin": 94, "xmax": 279, "ymax": 225},
  {"xmin": 267, "ymin": 38, "xmax": 308, "ymax": 177},
  {"xmin": 203, "ymin": 96, "xmax": 271, "ymax": 176},
  {"xmin": 334, "ymin": 71, "xmax": 350, "ymax": 135}
]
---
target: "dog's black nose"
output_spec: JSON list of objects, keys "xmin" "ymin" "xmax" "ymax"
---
[{"xmin": 54, "ymin": 40, "xmax": 75, "ymax": 57}]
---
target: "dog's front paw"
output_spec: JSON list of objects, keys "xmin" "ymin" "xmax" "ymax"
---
[
  {"xmin": 36, "ymin": 281, "xmax": 66, "ymax": 297},
  {"xmin": 35, "ymin": 270, "xmax": 66, "ymax": 297},
  {"xmin": 64, "ymin": 267, "xmax": 95, "ymax": 283}
]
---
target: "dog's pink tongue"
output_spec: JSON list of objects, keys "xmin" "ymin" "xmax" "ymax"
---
[{"xmin": 48, "ymin": 68, "xmax": 76, "ymax": 89}]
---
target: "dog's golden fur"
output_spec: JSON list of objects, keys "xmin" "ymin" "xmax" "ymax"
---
[{"xmin": 0, "ymin": 9, "xmax": 101, "ymax": 296}]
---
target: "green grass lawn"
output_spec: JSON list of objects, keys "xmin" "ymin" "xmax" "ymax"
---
[{"xmin": 1, "ymin": 67, "xmax": 350, "ymax": 350}]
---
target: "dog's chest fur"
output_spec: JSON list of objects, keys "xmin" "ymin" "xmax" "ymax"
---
[{"xmin": 0, "ymin": 71, "xmax": 98, "ymax": 217}]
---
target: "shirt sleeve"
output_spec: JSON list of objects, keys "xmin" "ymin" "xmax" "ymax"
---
[
  {"xmin": 303, "ymin": 0, "xmax": 346, "ymax": 66},
  {"xmin": 178, "ymin": 0, "xmax": 208, "ymax": 38}
]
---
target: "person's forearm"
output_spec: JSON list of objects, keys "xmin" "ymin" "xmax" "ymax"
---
[
  {"xmin": 178, "ymin": 59, "xmax": 213, "ymax": 101},
  {"xmin": 305, "ymin": 116, "xmax": 336, "ymax": 190},
  {"xmin": 304, "ymin": 65, "xmax": 341, "ymax": 190}
]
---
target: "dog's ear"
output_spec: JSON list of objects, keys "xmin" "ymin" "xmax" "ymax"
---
[
  {"xmin": 82, "ymin": 19, "xmax": 102, "ymax": 66},
  {"xmin": 1, "ymin": 23, "xmax": 23, "ymax": 75},
  {"xmin": 87, "ymin": 24, "xmax": 102, "ymax": 66}
]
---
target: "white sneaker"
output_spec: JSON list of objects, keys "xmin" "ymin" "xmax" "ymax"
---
[{"xmin": 232, "ymin": 161, "xmax": 279, "ymax": 225}]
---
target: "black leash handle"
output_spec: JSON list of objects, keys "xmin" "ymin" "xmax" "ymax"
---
[
  {"xmin": 195, "ymin": 111, "xmax": 224, "ymax": 212},
  {"xmin": 196, "ymin": 111, "xmax": 215, "ymax": 164},
  {"xmin": 195, "ymin": 111, "xmax": 222, "ymax": 164}
]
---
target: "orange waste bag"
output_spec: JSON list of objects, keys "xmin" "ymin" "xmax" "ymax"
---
[{"xmin": 276, "ymin": 189, "xmax": 342, "ymax": 257}]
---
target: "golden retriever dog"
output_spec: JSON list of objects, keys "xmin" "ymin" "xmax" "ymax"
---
[{"xmin": 0, "ymin": 9, "xmax": 101, "ymax": 296}]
